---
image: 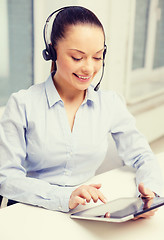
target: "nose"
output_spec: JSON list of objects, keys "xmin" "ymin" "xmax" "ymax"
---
[{"xmin": 81, "ymin": 58, "xmax": 94, "ymax": 75}]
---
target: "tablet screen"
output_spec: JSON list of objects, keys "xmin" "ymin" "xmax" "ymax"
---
[{"xmin": 71, "ymin": 197, "xmax": 164, "ymax": 221}]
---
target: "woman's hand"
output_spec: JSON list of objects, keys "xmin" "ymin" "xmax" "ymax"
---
[
  {"xmin": 133, "ymin": 182, "xmax": 157, "ymax": 220},
  {"xmin": 69, "ymin": 183, "xmax": 107, "ymax": 209}
]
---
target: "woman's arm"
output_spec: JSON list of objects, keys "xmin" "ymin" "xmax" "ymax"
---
[
  {"xmin": 110, "ymin": 93, "xmax": 164, "ymax": 197},
  {"xmin": 0, "ymin": 93, "xmax": 74, "ymax": 212}
]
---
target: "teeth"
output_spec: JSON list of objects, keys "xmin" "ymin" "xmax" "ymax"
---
[{"xmin": 76, "ymin": 74, "xmax": 90, "ymax": 79}]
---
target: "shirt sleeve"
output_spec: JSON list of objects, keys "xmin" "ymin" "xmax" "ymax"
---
[
  {"xmin": 110, "ymin": 92, "xmax": 164, "ymax": 196},
  {"xmin": 0, "ymin": 93, "xmax": 75, "ymax": 212}
]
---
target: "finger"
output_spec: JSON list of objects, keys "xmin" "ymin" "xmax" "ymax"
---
[
  {"xmin": 104, "ymin": 212, "xmax": 110, "ymax": 218},
  {"xmin": 89, "ymin": 183, "xmax": 102, "ymax": 189},
  {"xmin": 88, "ymin": 187, "xmax": 107, "ymax": 203},
  {"xmin": 89, "ymin": 184, "xmax": 107, "ymax": 203},
  {"xmin": 138, "ymin": 183, "xmax": 154, "ymax": 198},
  {"xmin": 88, "ymin": 188, "xmax": 99, "ymax": 203},
  {"xmin": 138, "ymin": 183, "xmax": 149, "ymax": 196},
  {"xmin": 75, "ymin": 196, "xmax": 86, "ymax": 205},
  {"xmin": 146, "ymin": 198, "xmax": 154, "ymax": 208},
  {"xmin": 80, "ymin": 189, "xmax": 92, "ymax": 203},
  {"xmin": 133, "ymin": 216, "xmax": 140, "ymax": 220},
  {"xmin": 133, "ymin": 209, "xmax": 157, "ymax": 220},
  {"xmin": 142, "ymin": 211, "xmax": 155, "ymax": 218},
  {"xmin": 140, "ymin": 211, "xmax": 155, "ymax": 218},
  {"xmin": 97, "ymin": 190, "xmax": 107, "ymax": 203},
  {"xmin": 69, "ymin": 196, "xmax": 86, "ymax": 209}
]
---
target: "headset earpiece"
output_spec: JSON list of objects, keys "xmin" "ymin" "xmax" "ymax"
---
[
  {"xmin": 42, "ymin": 49, "xmax": 51, "ymax": 61},
  {"xmin": 48, "ymin": 44, "xmax": 57, "ymax": 61},
  {"xmin": 42, "ymin": 44, "xmax": 57, "ymax": 61}
]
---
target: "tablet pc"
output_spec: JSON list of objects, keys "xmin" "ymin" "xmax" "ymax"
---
[{"xmin": 70, "ymin": 197, "xmax": 164, "ymax": 222}]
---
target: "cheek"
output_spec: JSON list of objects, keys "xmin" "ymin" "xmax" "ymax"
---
[
  {"xmin": 95, "ymin": 62, "xmax": 103, "ymax": 73},
  {"xmin": 57, "ymin": 58, "xmax": 75, "ymax": 73}
]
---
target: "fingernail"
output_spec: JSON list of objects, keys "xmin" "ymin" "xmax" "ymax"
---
[
  {"xmin": 107, "ymin": 212, "xmax": 110, "ymax": 217},
  {"xmin": 105, "ymin": 212, "xmax": 110, "ymax": 218}
]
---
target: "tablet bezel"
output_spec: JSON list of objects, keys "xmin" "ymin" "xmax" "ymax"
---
[{"xmin": 70, "ymin": 197, "xmax": 164, "ymax": 223}]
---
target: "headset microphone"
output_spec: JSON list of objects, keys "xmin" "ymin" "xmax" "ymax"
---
[
  {"xmin": 94, "ymin": 45, "xmax": 107, "ymax": 91},
  {"xmin": 42, "ymin": 7, "xmax": 107, "ymax": 91}
]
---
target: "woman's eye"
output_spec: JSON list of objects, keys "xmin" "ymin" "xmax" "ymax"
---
[
  {"xmin": 72, "ymin": 57, "xmax": 82, "ymax": 61},
  {"xmin": 94, "ymin": 57, "xmax": 103, "ymax": 61}
]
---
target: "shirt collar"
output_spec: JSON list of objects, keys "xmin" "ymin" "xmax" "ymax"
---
[
  {"xmin": 84, "ymin": 84, "xmax": 98, "ymax": 105},
  {"xmin": 45, "ymin": 75, "xmax": 98, "ymax": 108},
  {"xmin": 45, "ymin": 75, "xmax": 62, "ymax": 108}
]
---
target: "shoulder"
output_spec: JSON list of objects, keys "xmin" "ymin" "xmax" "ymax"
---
[
  {"xmin": 2, "ymin": 82, "xmax": 46, "ymax": 121},
  {"xmin": 8, "ymin": 81, "xmax": 45, "ymax": 106},
  {"xmin": 99, "ymin": 89, "xmax": 119, "ymax": 100},
  {"xmin": 93, "ymin": 86, "xmax": 125, "ymax": 107}
]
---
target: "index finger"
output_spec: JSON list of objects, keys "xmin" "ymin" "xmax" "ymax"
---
[{"xmin": 96, "ymin": 189, "xmax": 107, "ymax": 203}]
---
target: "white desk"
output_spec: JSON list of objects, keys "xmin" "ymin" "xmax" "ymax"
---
[{"xmin": 0, "ymin": 153, "xmax": 164, "ymax": 240}]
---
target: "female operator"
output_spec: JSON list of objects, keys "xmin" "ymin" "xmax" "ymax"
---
[{"xmin": 0, "ymin": 6, "xmax": 163, "ymax": 220}]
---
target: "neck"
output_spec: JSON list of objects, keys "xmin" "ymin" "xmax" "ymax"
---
[{"xmin": 53, "ymin": 76, "xmax": 86, "ymax": 104}]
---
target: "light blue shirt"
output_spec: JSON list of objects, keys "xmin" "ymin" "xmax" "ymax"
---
[{"xmin": 0, "ymin": 75, "xmax": 163, "ymax": 212}]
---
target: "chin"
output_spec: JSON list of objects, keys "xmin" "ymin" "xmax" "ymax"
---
[{"xmin": 76, "ymin": 83, "xmax": 90, "ymax": 91}]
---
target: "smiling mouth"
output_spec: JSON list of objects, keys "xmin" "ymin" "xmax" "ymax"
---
[{"xmin": 73, "ymin": 73, "xmax": 92, "ymax": 81}]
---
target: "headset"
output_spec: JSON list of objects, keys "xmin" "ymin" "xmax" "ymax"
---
[{"xmin": 42, "ymin": 6, "xmax": 107, "ymax": 91}]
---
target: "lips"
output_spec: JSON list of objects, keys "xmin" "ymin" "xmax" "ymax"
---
[{"xmin": 73, "ymin": 73, "xmax": 92, "ymax": 82}]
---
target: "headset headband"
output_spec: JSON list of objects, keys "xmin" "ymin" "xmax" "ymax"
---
[{"xmin": 43, "ymin": 7, "xmax": 71, "ymax": 53}]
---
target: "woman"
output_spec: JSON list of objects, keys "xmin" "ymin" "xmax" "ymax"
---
[{"xmin": 0, "ymin": 6, "xmax": 162, "ymax": 219}]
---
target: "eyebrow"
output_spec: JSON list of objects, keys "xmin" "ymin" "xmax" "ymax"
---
[{"xmin": 68, "ymin": 48, "xmax": 104, "ymax": 54}]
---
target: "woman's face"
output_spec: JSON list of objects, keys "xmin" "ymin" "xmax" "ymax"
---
[{"xmin": 54, "ymin": 24, "xmax": 105, "ymax": 92}]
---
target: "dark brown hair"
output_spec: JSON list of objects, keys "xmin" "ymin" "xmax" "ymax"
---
[{"xmin": 50, "ymin": 6, "xmax": 105, "ymax": 72}]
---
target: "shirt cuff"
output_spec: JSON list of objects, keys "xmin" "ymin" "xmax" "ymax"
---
[{"xmin": 49, "ymin": 185, "xmax": 76, "ymax": 212}]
